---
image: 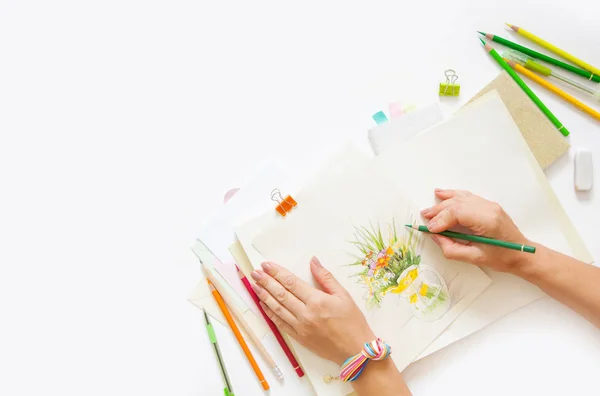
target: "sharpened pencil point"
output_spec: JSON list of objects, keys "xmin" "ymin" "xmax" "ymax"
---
[
  {"xmin": 479, "ymin": 37, "xmax": 486, "ymax": 45},
  {"xmin": 477, "ymin": 31, "xmax": 486, "ymax": 36},
  {"xmin": 273, "ymin": 366, "xmax": 284, "ymax": 380}
]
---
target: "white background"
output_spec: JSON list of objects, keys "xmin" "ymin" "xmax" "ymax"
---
[{"xmin": 1, "ymin": 1, "xmax": 599, "ymax": 395}]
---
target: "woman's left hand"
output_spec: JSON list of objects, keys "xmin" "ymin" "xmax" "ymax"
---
[{"xmin": 251, "ymin": 257, "xmax": 375, "ymax": 365}]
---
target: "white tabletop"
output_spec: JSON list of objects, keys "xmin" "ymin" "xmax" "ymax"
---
[{"xmin": 1, "ymin": 1, "xmax": 599, "ymax": 395}]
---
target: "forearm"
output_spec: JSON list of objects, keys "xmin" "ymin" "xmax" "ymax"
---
[
  {"xmin": 514, "ymin": 244, "xmax": 600, "ymax": 327},
  {"xmin": 351, "ymin": 359, "xmax": 411, "ymax": 396}
]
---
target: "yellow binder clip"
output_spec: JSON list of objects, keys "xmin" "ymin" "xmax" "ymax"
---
[{"xmin": 439, "ymin": 69, "xmax": 460, "ymax": 96}]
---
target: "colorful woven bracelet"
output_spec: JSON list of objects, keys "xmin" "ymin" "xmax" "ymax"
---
[{"xmin": 339, "ymin": 338, "xmax": 392, "ymax": 382}]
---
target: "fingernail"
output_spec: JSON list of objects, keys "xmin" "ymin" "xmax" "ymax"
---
[
  {"xmin": 435, "ymin": 188, "xmax": 442, "ymax": 192},
  {"xmin": 251, "ymin": 270, "xmax": 263, "ymax": 281},
  {"xmin": 421, "ymin": 208, "xmax": 431, "ymax": 215},
  {"xmin": 251, "ymin": 283, "xmax": 263, "ymax": 294},
  {"xmin": 310, "ymin": 256, "xmax": 323, "ymax": 268},
  {"xmin": 261, "ymin": 262, "xmax": 272, "ymax": 272},
  {"xmin": 427, "ymin": 221, "xmax": 437, "ymax": 230}
]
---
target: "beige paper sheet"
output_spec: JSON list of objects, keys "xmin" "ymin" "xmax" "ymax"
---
[
  {"xmin": 229, "ymin": 240, "xmax": 255, "ymax": 276},
  {"xmin": 469, "ymin": 71, "xmax": 570, "ymax": 170}
]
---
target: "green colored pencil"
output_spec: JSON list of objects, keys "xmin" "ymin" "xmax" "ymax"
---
[
  {"xmin": 406, "ymin": 224, "xmax": 536, "ymax": 254},
  {"xmin": 480, "ymin": 38, "xmax": 570, "ymax": 137},
  {"xmin": 203, "ymin": 308, "xmax": 235, "ymax": 396},
  {"xmin": 478, "ymin": 31, "xmax": 600, "ymax": 84}
]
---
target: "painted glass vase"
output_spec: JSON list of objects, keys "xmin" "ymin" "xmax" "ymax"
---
[{"xmin": 394, "ymin": 264, "xmax": 451, "ymax": 321}]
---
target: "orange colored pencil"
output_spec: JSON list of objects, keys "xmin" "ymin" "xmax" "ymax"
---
[{"xmin": 208, "ymin": 280, "xmax": 270, "ymax": 391}]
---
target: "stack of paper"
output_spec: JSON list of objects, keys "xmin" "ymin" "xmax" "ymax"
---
[{"xmin": 190, "ymin": 90, "xmax": 592, "ymax": 396}]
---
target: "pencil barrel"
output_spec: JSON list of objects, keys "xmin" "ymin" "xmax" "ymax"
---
[
  {"xmin": 492, "ymin": 35, "xmax": 600, "ymax": 83},
  {"xmin": 488, "ymin": 47, "xmax": 569, "ymax": 136}
]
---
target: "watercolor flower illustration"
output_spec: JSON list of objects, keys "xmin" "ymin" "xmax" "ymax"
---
[{"xmin": 349, "ymin": 220, "xmax": 449, "ymax": 316}]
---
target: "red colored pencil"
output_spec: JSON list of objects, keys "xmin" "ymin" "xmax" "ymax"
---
[{"xmin": 235, "ymin": 264, "xmax": 305, "ymax": 378}]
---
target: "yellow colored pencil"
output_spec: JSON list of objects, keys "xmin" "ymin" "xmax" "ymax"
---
[
  {"xmin": 505, "ymin": 59, "xmax": 600, "ymax": 122},
  {"xmin": 507, "ymin": 23, "xmax": 600, "ymax": 76}
]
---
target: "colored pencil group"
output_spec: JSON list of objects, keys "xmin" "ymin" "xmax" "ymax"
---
[
  {"xmin": 479, "ymin": 22, "xmax": 600, "ymax": 131},
  {"xmin": 506, "ymin": 60, "xmax": 600, "ymax": 122},
  {"xmin": 479, "ymin": 38, "xmax": 570, "ymax": 137},
  {"xmin": 479, "ymin": 31, "xmax": 600, "ymax": 83},
  {"xmin": 207, "ymin": 278, "xmax": 271, "ymax": 390},
  {"xmin": 506, "ymin": 24, "xmax": 600, "ymax": 77},
  {"xmin": 200, "ymin": 257, "xmax": 305, "ymax": 393}
]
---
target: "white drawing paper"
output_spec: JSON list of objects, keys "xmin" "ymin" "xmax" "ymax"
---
[
  {"xmin": 373, "ymin": 91, "xmax": 586, "ymax": 359},
  {"xmin": 253, "ymin": 160, "xmax": 491, "ymax": 396}
]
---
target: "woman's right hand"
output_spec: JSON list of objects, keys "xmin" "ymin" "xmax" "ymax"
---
[{"xmin": 420, "ymin": 189, "xmax": 534, "ymax": 274}]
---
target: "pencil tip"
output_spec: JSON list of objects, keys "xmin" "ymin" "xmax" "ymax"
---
[
  {"xmin": 404, "ymin": 224, "xmax": 412, "ymax": 228},
  {"xmin": 477, "ymin": 31, "xmax": 485, "ymax": 36},
  {"xmin": 505, "ymin": 22, "xmax": 512, "ymax": 28},
  {"xmin": 479, "ymin": 37, "xmax": 486, "ymax": 45},
  {"xmin": 273, "ymin": 366, "xmax": 284, "ymax": 379}
]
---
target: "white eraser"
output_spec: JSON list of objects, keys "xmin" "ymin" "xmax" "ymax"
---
[{"xmin": 575, "ymin": 150, "xmax": 593, "ymax": 191}]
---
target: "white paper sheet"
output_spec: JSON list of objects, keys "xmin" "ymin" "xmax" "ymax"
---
[
  {"xmin": 373, "ymin": 91, "xmax": 578, "ymax": 359},
  {"xmin": 253, "ymin": 159, "xmax": 491, "ymax": 396},
  {"xmin": 197, "ymin": 163, "xmax": 288, "ymax": 293},
  {"xmin": 235, "ymin": 145, "xmax": 369, "ymax": 271}
]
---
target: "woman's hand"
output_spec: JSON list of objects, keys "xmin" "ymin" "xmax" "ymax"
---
[
  {"xmin": 421, "ymin": 189, "xmax": 533, "ymax": 273},
  {"xmin": 251, "ymin": 257, "xmax": 375, "ymax": 365}
]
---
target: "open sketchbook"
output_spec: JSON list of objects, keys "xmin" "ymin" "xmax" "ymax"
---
[{"xmin": 253, "ymin": 158, "xmax": 492, "ymax": 396}]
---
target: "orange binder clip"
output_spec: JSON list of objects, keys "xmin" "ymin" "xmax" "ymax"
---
[{"xmin": 271, "ymin": 188, "xmax": 297, "ymax": 217}]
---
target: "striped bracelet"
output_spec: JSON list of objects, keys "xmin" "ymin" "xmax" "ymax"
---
[{"xmin": 339, "ymin": 338, "xmax": 392, "ymax": 382}]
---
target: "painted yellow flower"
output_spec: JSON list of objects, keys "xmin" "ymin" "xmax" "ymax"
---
[
  {"xmin": 409, "ymin": 294, "xmax": 418, "ymax": 304},
  {"xmin": 388, "ymin": 275, "xmax": 414, "ymax": 294},
  {"xmin": 408, "ymin": 268, "xmax": 419, "ymax": 280},
  {"xmin": 385, "ymin": 246, "xmax": 394, "ymax": 255},
  {"xmin": 419, "ymin": 284, "xmax": 429, "ymax": 296}
]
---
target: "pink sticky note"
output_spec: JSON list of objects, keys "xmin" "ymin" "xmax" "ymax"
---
[{"xmin": 389, "ymin": 102, "xmax": 404, "ymax": 119}]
